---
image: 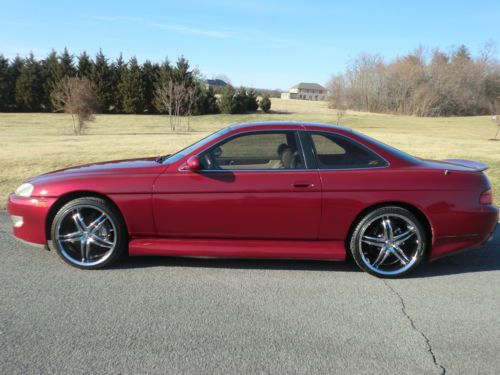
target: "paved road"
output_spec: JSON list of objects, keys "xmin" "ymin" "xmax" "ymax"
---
[{"xmin": 0, "ymin": 211, "xmax": 499, "ymax": 374}]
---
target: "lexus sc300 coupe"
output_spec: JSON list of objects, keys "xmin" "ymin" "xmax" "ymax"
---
[{"xmin": 8, "ymin": 122, "xmax": 498, "ymax": 277}]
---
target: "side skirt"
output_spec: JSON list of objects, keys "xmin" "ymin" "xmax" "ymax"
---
[{"xmin": 129, "ymin": 238, "xmax": 346, "ymax": 260}]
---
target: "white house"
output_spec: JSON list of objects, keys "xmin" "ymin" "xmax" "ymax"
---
[{"xmin": 281, "ymin": 82, "xmax": 328, "ymax": 101}]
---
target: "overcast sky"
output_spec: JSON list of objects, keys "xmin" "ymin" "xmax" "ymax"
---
[{"xmin": 1, "ymin": 0, "xmax": 499, "ymax": 89}]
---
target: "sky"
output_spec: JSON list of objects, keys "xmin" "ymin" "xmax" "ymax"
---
[{"xmin": 0, "ymin": 0, "xmax": 499, "ymax": 90}]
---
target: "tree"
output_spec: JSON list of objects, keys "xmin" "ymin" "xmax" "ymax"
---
[
  {"xmin": 15, "ymin": 53, "xmax": 44, "ymax": 111},
  {"xmin": 193, "ymin": 85, "xmax": 219, "ymax": 115},
  {"xmin": 59, "ymin": 47, "xmax": 76, "ymax": 77},
  {"xmin": 77, "ymin": 51, "xmax": 93, "ymax": 78},
  {"xmin": 90, "ymin": 50, "xmax": 114, "ymax": 112},
  {"xmin": 155, "ymin": 80, "xmax": 187, "ymax": 131},
  {"xmin": 42, "ymin": 50, "xmax": 63, "ymax": 111},
  {"xmin": 259, "ymin": 95, "xmax": 271, "ymax": 113},
  {"xmin": 141, "ymin": 60, "xmax": 160, "ymax": 113},
  {"xmin": 247, "ymin": 89, "xmax": 259, "ymax": 111},
  {"xmin": 219, "ymin": 86, "xmax": 236, "ymax": 114},
  {"xmin": 0, "ymin": 55, "xmax": 10, "ymax": 111},
  {"xmin": 51, "ymin": 77, "xmax": 99, "ymax": 135},
  {"xmin": 7, "ymin": 56, "xmax": 23, "ymax": 111},
  {"xmin": 118, "ymin": 57, "xmax": 144, "ymax": 114}
]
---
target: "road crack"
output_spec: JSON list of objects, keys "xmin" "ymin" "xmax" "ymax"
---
[{"xmin": 383, "ymin": 280, "xmax": 446, "ymax": 375}]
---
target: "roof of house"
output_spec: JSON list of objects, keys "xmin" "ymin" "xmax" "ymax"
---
[
  {"xmin": 290, "ymin": 82, "xmax": 327, "ymax": 90},
  {"xmin": 205, "ymin": 79, "xmax": 228, "ymax": 86}
]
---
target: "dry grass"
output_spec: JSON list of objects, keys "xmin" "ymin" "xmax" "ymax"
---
[{"xmin": 1, "ymin": 98, "xmax": 499, "ymax": 208}]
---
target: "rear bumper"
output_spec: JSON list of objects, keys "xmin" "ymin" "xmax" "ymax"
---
[
  {"xmin": 430, "ymin": 205, "xmax": 499, "ymax": 260},
  {"xmin": 7, "ymin": 194, "xmax": 57, "ymax": 246}
]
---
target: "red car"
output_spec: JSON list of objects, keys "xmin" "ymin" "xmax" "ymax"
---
[{"xmin": 7, "ymin": 122, "xmax": 498, "ymax": 277}]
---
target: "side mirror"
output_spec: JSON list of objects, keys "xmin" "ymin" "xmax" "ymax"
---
[{"xmin": 186, "ymin": 155, "xmax": 201, "ymax": 171}]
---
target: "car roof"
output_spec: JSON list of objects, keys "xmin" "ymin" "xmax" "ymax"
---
[{"xmin": 227, "ymin": 121, "xmax": 348, "ymax": 132}]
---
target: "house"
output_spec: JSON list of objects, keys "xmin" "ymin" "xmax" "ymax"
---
[
  {"xmin": 204, "ymin": 79, "xmax": 228, "ymax": 90},
  {"xmin": 281, "ymin": 82, "xmax": 328, "ymax": 101}
]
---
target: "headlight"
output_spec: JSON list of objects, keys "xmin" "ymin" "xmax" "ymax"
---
[{"xmin": 15, "ymin": 183, "xmax": 34, "ymax": 197}]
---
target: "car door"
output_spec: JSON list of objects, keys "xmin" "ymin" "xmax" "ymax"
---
[
  {"xmin": 306, "ymin": 131, "xmax": 390, "ymax": 240},
  {"xmin": 152, "ymin": 130, "xmax": 322, "ymax": 240}
]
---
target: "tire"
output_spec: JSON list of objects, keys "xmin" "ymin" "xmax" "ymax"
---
[
  {"xmin": 349, "ymin": 206, "xmax": 427, "ymax": 278},
  {"xmin": 49, "ymin": 197, "xmax": 127, "ymax": 269}
]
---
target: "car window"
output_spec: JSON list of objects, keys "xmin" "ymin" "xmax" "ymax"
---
[
  {"xmin": 200, "ymin": 131, "xmax": 305, "ymax": 170},
  {"xmin": 310, "ymin": 132, "xmax": 387, "ymax": 169}
]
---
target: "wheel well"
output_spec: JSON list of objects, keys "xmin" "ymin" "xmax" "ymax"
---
[
  {"xmin": 345, "ymin": 202, "xmax": 433, "ymax": 259},
  {"xmin": 45, "ymin": 191, "xmax": 122, "ymax": 241}
]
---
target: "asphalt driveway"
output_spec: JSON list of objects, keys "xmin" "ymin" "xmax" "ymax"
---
[{"xmin": 0, "ymin": 211, "xmax": 499, "ymax": 374}]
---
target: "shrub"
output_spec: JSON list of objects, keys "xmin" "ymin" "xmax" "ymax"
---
[{"xmin": 260, "ymin": 95, "xmax": 271, "ymax": 113}]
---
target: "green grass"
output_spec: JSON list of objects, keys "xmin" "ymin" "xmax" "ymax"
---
[{"xmin": 1, "ymin": 98, "xmax": 499, "ymax": 209}]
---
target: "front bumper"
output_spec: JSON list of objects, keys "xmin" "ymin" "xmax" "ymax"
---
[{"xmin": 7, "ymin": 194, "xmax": 57, "ymax": 246}]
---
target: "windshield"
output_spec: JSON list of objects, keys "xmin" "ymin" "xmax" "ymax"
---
[{"xmin": 160, "ymin": 127, "xmax": 232, "ymax": 164}]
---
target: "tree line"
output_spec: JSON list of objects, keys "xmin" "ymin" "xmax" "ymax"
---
[
  {"xmin": 328, "ymin": 44, "xmax": 500, "ymax": 117},
  {"xmin": 0, "ymin": 48, "xmax": 270, "ymax": 117}
]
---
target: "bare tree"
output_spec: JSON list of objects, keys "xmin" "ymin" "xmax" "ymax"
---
[
  {"xmin": 155, "ymin": 81, "xmax": 197, "ymax": 131},
  {"xmin": 328, "ymin": 75, "xmax": 348, "ymax": 125},
  {"xmin": 185, "ymin": 86, "xmax": 197, "ymax": 131},
  {"xmin": 51, "ymin": 77, "xmax": 99, "ymax": 135}
]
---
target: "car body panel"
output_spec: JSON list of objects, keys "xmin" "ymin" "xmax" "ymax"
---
[{"xmin": 7, "ymin": 122, "xmax": 498, "ymax": 262}]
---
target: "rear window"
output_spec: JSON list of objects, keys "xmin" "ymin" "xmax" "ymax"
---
[{"xmin": 310, "ymin": 132, "xmax": 387, "ymax": 169}]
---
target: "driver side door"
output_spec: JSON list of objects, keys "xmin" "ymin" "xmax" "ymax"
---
[{"xmin": 152, "ymin": 130, "xmax": 322, "ymax": 240}]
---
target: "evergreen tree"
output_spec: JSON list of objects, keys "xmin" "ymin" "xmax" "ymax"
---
[
  {"xmin": 154, "ymin": 59, "xmax": 172, "ymax": 113},
  {"xmin": 259, "ymin": 95, "xmax": 271, "ymax": 113},
  {"xmin": 219, "ymin": 86, "xmax": 236, "ymax": 114},
  {"xmin": 111, "ymin": 53, "xmax": 127, "ymax": 112},
  {"xmin": 59, "ymin": 47, "xmax": 76, "ymax": 77},
  {"xmin": 233, "ymin": 89, "xmax": 249, "ymax": 113},
  {"xmin": 247, "ymin": 89, "xmax": 259, "ymax": 111},
  {"xmin": 15, "ymin": 53, "xmax": 44, "ymax": 111},
  {"xmin": 90, "ymin": 50, "xmax": 113, "ymax": 112},
  {"xmin": 141, "ymin": 60, "xmax": 160, "ymax": 113},
  {"xmin": 118, "ymin": 57, "xmax": 144, "ymax": 114},
  {"xmin": 193, "ymin": 85, "xmax": 219, "ymax": 115},
  {"xmin": 42, "ymin": 50, "xmax": 62, "ymax": 111},
  {"xmin": 8, "ymin": 56, "xmax": 23, "ymax": 111},
  {"xmin": 0, "ymin": 55, "xmax": 10, "ymax": 111},
  {"xmin": 77, "ymin": 51, "xmax": 93, "ymax": 78}
]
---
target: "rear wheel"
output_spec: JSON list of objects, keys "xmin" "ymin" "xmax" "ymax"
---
[
  {"xmin": 350, "ymin": 206, "xmax": 426, "ymax": 277},
  {"xmin": 50, "ymin": 197, "xmax": 126, "ymax": 269}
]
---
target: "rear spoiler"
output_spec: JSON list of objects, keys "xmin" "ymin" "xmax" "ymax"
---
[{"xmin": 443, "ymin": 159, "xmax": 490, "ymax": 172}]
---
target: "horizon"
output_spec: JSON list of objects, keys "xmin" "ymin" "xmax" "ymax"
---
[{"xmin": 1, "ymin": 0, "xmax": 499, "ymax": 90}]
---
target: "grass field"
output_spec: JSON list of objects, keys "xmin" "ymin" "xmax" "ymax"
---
[{"xmin": 0, "ymin": 98, "xmax": 499, "ymax": 209}]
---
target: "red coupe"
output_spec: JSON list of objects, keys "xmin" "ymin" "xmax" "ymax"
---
[{"xmin": 8, "ymin": 122, "xmax": 498, "ymax": 277}]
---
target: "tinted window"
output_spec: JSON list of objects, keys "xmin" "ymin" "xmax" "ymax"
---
[
  {"xmin": 310, "ymin": 132, "xmax": 387, "ymax": 169},
  {"xmin": 200, "ymin": 131, "xmax": 305, "ymax": 170}
]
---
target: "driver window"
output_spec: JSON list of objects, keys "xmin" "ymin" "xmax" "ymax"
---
[{"xmin": 200, "ymin": 131, "xmax": 305, "ymax": 170}]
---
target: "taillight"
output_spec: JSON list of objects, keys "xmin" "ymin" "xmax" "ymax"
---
[{"xmin": 479, "ymin": 188, "xmax": 493, "ymax": 205}]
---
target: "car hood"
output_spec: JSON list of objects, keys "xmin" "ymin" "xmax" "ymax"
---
[{"xmin": 29, "ymin": 157, "xmax": 163, "ymax": 183}]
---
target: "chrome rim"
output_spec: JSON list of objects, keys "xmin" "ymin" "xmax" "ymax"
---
[
  {"xmin": 358, "ymin": 214, "xmax": 423, "ymax": 276},
  {"xmin": 55, "ymin": 205, "xmax": 117, "ymax": 267}
]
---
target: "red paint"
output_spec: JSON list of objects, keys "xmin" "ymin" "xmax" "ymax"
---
[{"xmin": 7, "ymin": 122, "xmax": 499, "ymax": 262}]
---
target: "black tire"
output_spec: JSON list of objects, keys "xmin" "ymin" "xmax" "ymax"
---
[
  {"xmin": 49, "ymin": 197, "xmax": 127, "ymax": 269},
  {"xmin": 349, "ymin": 206, "xmax": 427, "ymax": 278}
]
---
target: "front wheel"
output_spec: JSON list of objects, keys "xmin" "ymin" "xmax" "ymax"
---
[
  {"xmin": 50, "ymin": 197, "xmax": 126, "ymax": 269},
  {"xmin": 350, "ymin": 207, "xmax": 427, "ymax": 277}
]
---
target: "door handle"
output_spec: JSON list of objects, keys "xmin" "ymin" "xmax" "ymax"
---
[{"xmin": 292, "ymin": 182, "xmax": 315, "ymax": 188}]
